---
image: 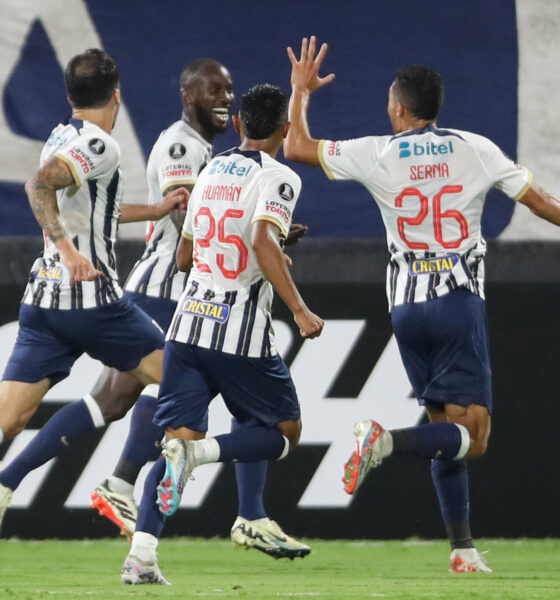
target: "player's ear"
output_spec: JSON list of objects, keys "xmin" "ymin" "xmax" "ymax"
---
[
  {"xmin": 282, "ymin": 121, "xmax": 291, "ymax": 139},
  {"xmin": 232, "ymin": 114, "xmax": 241, "ymax": 135}
]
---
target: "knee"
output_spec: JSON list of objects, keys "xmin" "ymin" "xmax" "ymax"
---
[
  {"xmin": 277, "ymin": 419, "xmax": 302, "ymax": 453},
  {"xmin": 95, "ymin": 393, "xmax": 136, "ymax": 423},
  {"xmin": 467, "ymin": 435, "xmax": 488, "ymax": 459},
  {"xmin": 3, "ymin": 420, "xmax": 26, "ymax": 440}
]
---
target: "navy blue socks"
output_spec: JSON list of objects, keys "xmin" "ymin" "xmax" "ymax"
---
[
  {"xmin": 0, "ymin": 398, "xmax": 99, "ymax": 491},
  {"xmin": 215, "ymin": 424, "xmax": 287, "ymax": 463},
  {"xmin": 431, "ymin": 459, "xmax": 473, "ymax": 549},
  {"xmin": 113, "ymin": 393, "xmax": 164, "ymax": 485},
  {"xmin": 391, "ymin": 422, "xmax": 469, "ymax": 460}
]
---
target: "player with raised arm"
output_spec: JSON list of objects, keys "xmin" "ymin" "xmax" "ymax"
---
[
  {"xmin": 87, "ymin": 59, "xmax": 310, "ymax": 558},
  {"xmin": 121, "ymin": 83, "xmax": 323, "ymax": 585},
  {"xmin": 284, "ymin": 37, "xmax": 560, "ymax": 573},
  {"xmin": 0, "ymin": 49, "xmax": 188, "ymax": 530}
]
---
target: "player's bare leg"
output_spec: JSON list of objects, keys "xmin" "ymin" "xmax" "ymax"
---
[{"xmin": 0, "ymin": 379, "xmax": 50, "ymax": 531}]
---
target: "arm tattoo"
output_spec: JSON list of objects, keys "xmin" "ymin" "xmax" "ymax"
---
[{"xmin": 26, "ymin": 158, "xmax": 75, "ymax": 244}]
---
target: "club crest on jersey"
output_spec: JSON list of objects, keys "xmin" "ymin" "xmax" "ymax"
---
[
  {"xmin": 88, "ymin": 138, "xmax": 105, "ymax": 155},
  {"xmin": 169, "ymin": 143, "xmax": 186, "ymax": 159},
  {"xmin": 409, "ymin": 254, "xmax": 459, "ymax": 275},
  {"xmin": 277, "ymin": 183, "xmax": 294, "ymax": 201},
  {"xmin": 179, "ymin": 297, "xmax": 230, "ymax": 323}
]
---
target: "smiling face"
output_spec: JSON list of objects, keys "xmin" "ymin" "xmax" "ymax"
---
[{"xmin": 182, "ymin": 63, "xmax": 234, "ymax": 140}]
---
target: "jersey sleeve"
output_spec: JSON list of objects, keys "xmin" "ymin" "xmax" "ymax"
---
[
  {"xmin": 476, "ymin": 136, "xmax": 532, "ymax": 200},
  {"xmin": 318, "ymin": 136, "xmax": 377, "ymax": 183},
  {"xmin": 156, "ymin": 136, "xmax": 201, "ymax": 196},
  {"xmin": 55, "ymin": 133, "xmax": 119, "ymax": 187},
  {"xmin": 252, "ymin": 167, "xmax": 302, "ymax": 238},
  {"xmin": 181, "ymin": 190, "xmax": 195, "ymax": 240}
]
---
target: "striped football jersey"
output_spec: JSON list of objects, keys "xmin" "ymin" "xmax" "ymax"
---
[
  {"xmin": 23, "ymin": 118, "xmax": 123, "ymax": 310},
  {"xmin": 124, "ymin": 120, "xmax": 212, "ymax": 301},
  {"xmin": 168, "ymin": 147, "xmax": 301, "ymax": 357},
  {"xmin": 318, "ymin": 125, "xmax": 532, "ymax": 309}
]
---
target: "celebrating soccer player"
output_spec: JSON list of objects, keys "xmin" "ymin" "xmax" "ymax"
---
[
  {"xmin": 284, "ymin": 36, "xmax": 560, "ymax": 573},
  {"xmin": 121, "ymin": 83, "xmax": 323, "ymax": 584}
]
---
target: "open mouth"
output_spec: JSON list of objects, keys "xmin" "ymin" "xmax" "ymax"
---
[{"xmin": 212, "ymin": 108, "xmax": 229, "ymax": 124}]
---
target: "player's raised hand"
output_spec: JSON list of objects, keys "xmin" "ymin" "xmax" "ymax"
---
[
  {"xmin": 294, "ymin": 306, "xmax": 324, "ymax": 339},
  {"xmin": 287, "ymin": 36, "xmax": 335, "ymax": 93}
]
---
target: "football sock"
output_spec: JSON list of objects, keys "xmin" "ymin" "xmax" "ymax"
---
[
  {"xmin": 135, "ymin": 455, "xmax": 166, "ymax": 539},
  {"xmin": 113, "ymin": 392, "xmax": 164, "ymax": 486},
  {"xmin": 235, "ymin": 460, "xmax": 268, "ymax": 520},
  {"xmin": 390, "ymin": 422, "xmax": 470, "ymax": 460},
  {"xmin": 231, "ymin": 419, "xmax": 267, "ymax": 520},
  {"xmin": 431, "ymin": 459, "xmax": 473, "ymax": 549},
  {"xmin": 214, "ymin": 425, "xmax": 287, "ymax": 463},
  {"xmin": 0, "ymin": 398, "xmax": 101, "ymax": 491}
]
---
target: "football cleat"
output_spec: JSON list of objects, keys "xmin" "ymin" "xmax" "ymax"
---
[
  {"xmin": 231, "ymin": 516, "xmax": 311, "ymax": 560},
  {"xmin": 0, "ymin": 483, "xmax": 13, "ymax": 533},
  {"xmin": 157, "ymin": 438, "xmax": 195, "ymax": 516},
  {"xmin": 342, "ymin": 419, "xmax": 389, "ymax": 494},
  {"xmin": 91, "ymin": 480, "xmax": 137, "ymax": 539},
  {"xmin": 450, "ymin": 548, "xmax": 492, "ymax": 573},
  {"xmin": 121, "ymin": 554, "xmax": 171, "ymax": 585}
]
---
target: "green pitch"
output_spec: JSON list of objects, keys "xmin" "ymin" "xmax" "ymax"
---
[{"xmin": 0, "ymin": 538, "xmax": 558, "ymax": 599}]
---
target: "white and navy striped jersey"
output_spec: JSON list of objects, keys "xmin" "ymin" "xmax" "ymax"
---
[
  {"xmin": 319, "ymin": 125, "xmax": 532, "ymax": 309},
  {"xmin": 23, "ymin": 118, "xmax": 123, "ymax": 310},
  {"xmin": 168, "ymin": 148, "xmax": 301, "ymax": 357},
  {"xmin": 124, "ymin": 120, "xmax": 212, "ymax": 301}
]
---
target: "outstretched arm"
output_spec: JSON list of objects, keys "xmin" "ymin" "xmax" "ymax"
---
[
  {"xmin": 518, "ymin": 184, "xmax": 560, "ymax": 226},
  {"xmin": 25, "ymin": 157, "xmax": 101, "ymax": 284},
  {"xmin": 119, "ymin": 186, "xmax": 190, "ymax": 223},
  {"xmin": 284, "ymin": 36, "xmax": 335, "ymax": 165}
]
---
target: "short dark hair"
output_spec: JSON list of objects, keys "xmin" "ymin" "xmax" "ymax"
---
[
  {"xmin": 394, "ymin": 65, "xmax": 443, "ymax": 121},
  {"xmin": 179, "ymin": 58, "xmax": 225, "ymax": 90},
  {"xmin": 239, "ymin": 84, "xmax": 288, "ymax": 140},
  {"xmin": 65, "ymin": 49, "xmax": 119, "ymax": 109}
]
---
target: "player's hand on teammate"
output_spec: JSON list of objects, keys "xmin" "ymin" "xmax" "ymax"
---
[
  {"xmin": 285, "ymin": 223, "xmax": 308, "ymax": 246},
  {"xmin": 58, "ymin": 240, "xmax": 102, "ymax": 284},
  {"xmin": 294, "ymin": 307, "xmax": 324, "ymax": 339},
  {"xmin": 287, "ymin": 36, "xmax": 335, "ymax": 93},
  {"xmin": 154, "ymin": 187, "xmax": 190, "ymax": 219}
]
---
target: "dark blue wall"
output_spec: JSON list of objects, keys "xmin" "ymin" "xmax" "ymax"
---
[{"xmin": 2, "ymin": 0, "xmax": 518, "ymax": 237}]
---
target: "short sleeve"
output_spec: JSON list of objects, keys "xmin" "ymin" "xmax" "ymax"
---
[
  {"xmin": 476, "ymin": 136, "xmax": 532, "ymax": 200},
  {"xmin": 318, "ymin": 137, "xmax": 378, "ymax": 183},
  {"xmin": 252, "ymin": 167, "xmax": 301, "ymax": 238},
  {"xmin": 157, "ymin": 139, "xmax": 200, "ymax": 195},
  {"xmin": 55, "ymin": 133, "xmax": 119, "ymax": 187},
  {"xmin": 181, "ymin": 190, "xmax": 195, "ymax": 240}
]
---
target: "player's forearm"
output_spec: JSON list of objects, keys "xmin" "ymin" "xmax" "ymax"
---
[
  {"xmin": 519, "ymin": 185, "xmax": 560, "ymax": 226},
  {"xmin": 284, "ymin": 88, "xmax": 320, "ymax": 165},
  {"xmin": 253, "ymin": 234, "xmax": 307, "ymax": 316},
  {"xmin": 25, "ymin": 175, "xmax": 69, "ymax": 244},
  {"xmin": 119, "ymin": 204, "xmax": 160, "ymax": 223}
]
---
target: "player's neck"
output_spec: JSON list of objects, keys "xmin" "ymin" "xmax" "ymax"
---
[
  {"xmin": 238, "ymin": 138, "xmax": 280, "ymax": 158},
  {"xmin": 71, "ymin": 108, "xmax": 114, "ymax": 134},
  {"xmin": 181, "ymin": 112, "xmax": 216, "ymax": 145},
  {"xmin": 399, "ymin": 118, "xmax": 436, "ymax": 134}
]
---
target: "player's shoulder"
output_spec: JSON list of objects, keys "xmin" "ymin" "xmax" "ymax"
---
[
  {"xmin": 262, "ymin": 153, "xmax": 301, "ymax": 183},
  {"xmin": 438, "ymin": 127, "xmax": 496, "ymax": 149},
  {"xmin": 156, "ymin": 119, "xmax": 210, "ymax": 154}
]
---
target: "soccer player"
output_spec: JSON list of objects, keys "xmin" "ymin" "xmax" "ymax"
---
[
  {"xmin": 88, "ymin": 59, "xmax": 310, "ymax": 558},
  {"xmin": 120, "ymin": 83, "xmax": 323, "ymax": 585},
  {"xmin": 284, "ymin": 37, "xmax": 560, "ymax": 573},
  {"xmin": 0, "ymin": 48, "xmax": 187, "ymax": 528}
]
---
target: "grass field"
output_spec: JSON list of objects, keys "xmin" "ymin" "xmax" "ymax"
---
[{"xmin": 0, "ymin": 538, "xmax": 558, "ymax": 599}]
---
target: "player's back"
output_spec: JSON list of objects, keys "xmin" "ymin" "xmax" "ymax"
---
[{"xmin": 169, "ymin": 147, "xmax": 301, "ymax": 357}]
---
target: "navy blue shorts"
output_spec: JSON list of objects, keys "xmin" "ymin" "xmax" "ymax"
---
[
  {"xmin": 2, "ymin": 299, "xmax": 165, "ymax": 386},
  {"xmin": 154, "ymin": 341, "xmax": 300, "ymax": 432},
  {"xmin": 391, "ymin": 288, "xmax": 492, "ymax": 412},
  {"xmin": 124, "ymin": 291, "xmax": 176, "ymax": 332}
]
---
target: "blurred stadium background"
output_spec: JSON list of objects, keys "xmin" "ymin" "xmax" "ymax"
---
[{"xmin": 0, "ymin": 0, "xmax": 559, "ymax": 541}]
